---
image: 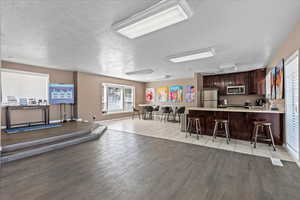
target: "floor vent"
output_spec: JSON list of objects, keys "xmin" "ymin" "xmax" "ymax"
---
[{"xmin": 271, "ymin": 157, "xmax": 283, "ymax": 167}]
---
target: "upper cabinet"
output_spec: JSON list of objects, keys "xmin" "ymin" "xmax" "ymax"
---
[
  {"xmin": 203, "ymin": 69, "xmax": 265, "ymax": 96},
  {"xmin": 248, "ymin": 69, "xmax": 266, "ymax": 96}
]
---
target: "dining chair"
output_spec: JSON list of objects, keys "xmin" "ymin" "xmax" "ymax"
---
[
  {"xmin": 160, "ymin": 106, "xmax": 172, "ymax": 122},
  {"xmin": 132, "ymin": 107, "xmax": 141, "ymax": 120}
]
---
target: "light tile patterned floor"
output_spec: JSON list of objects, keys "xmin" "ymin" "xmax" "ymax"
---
[{"xmin": 99, "ymin": 118, "xmax": 294, "ymax": 162}]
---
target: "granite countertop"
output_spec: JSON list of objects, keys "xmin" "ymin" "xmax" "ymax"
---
[{"xmin": 187, "ymin": 107, "xmax": 284, "ymax": 114}]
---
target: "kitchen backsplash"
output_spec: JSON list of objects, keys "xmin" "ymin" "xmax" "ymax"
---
[{"xmin": 219, "ymin": 95, "xmax": 263, "ymax": 105}]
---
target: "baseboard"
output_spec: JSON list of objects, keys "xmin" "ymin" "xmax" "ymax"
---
[
  {"xmin": 49, "ymin": 118, "xmax": 82, "ymax": 123},
  {"xmin": 97, "ymin": 117, "xmax": 131, "ymax": 123},
  {"xmin": 1, "ymin": 118, "xmax": 83, "ymax": 130}
]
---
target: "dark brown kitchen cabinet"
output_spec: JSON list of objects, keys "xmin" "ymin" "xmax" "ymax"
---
[
  {"xmin": 211, "ymin": 76, "xmax": 219, "ymax": 88},
  {"xmin": 235, "ymin": 72, "xmax": 249, "ymax": 94},
  {"xmin": 203, "ymin": 69, "xmax": 266, "ymax": 96},
  {"xmin": 203, "ymin": 76, "xmax": 212, "ymax": 88},
  {"xmin": 248, "ymin": 71, "xmax": 256, "ymax": 94},
  {"xmin": 248, "ymin": 69, "xmax": 266, "ymax": 96},
  {"xmin": 227, "ymin": 74, "xmax": 236, "ymax": 86},
  {"xmin": 235, "ymin": 72, "xmax": 248, "ymax": 85},
  {"xmin": 256, "ymin": 69, "xmax": 266, "ymax": 96},
  {"xmin": 217, "ymin": 77, "xmax": 226, "ymax": 95}
]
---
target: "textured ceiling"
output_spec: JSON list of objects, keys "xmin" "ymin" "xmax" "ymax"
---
[{"xmin": 2, "ymin": 0, "xmax": 300, "ymax": 82}]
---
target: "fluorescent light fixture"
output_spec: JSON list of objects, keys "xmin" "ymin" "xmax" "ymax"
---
[
  {"xmin": 169, "ymin": 48, "xmax": 215, "ymax": 63},
  {"xmin": 144, "ymin": 74, "xmax": 171, "ymax": 81},
  {"xmin": 219, "ymin": 64, "xmax": 236, "ymax": 69},
  {"xmin": 154, "ymin": 75, "xmax": 172, "ymax": 80},
  {"xmin": 125, "ymin": 69, "xmax": 154, "ymax": 75},
  {"xmin": 112, "ymin": 0, "xmax": 193, "ymax": 39}
]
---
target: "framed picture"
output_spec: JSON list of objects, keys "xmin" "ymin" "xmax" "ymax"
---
[
  {"xmin": 169, "ymin": 85, "xmax": 183, "ymax": 103},
  {"xmin": 275, "ymin": 59, "xmax": 284, "ymax": 99},
  {"xmin": 157, "ymin": 87, "xmax": 169, "ymax": 103},
  {"xmin": 145, "ymin": 88, "xmax": 155, "ymax": 103},
  {"xmin": 185, "ymin": 85, "xmax": 195, "ymax": 103}
]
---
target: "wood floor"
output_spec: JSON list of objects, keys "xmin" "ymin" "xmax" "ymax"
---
[
  {"xmin": 1, "ymin": 129, "xmax": 300, "ymax": 200},
  {"xmin": 1, "ymin": 122, "xmax": 94, "ymax": 145}
]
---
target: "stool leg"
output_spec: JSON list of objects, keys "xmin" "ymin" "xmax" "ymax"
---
[
  {"xmin": 265, "ymin": 127, "xmax": 272, "ymax": 147},
  {"xmin": 195, "ymin": 120, "xmax": 199, "ymax": 140},
  {"xmin": 212, "ymin": 121, "xmax": 218, "ymax": 141},
  {"xmin": 250, "ymin": 124, "xmax": 255, "ymax": 144},
  {"xmin": 203, "ymin": 118, "xmax": 206, "ymax": 135},
  {"xmin": 225, "ymin": 123, "xmax": 230, "ymax": 144},
  {"xmin": 186, "ymin": 119, "xmax": 190, "ymax": 138},
  {"xmin": 190, "ymin": 120, "xmax": 194, "ymax": 136},
  {"xmin": 268, "ymin": 125, "xmax": 276, "ymax": 151},
  {"xmin": 254, "ymin": 124, "xmax": 259, "ymax": 148},
  {"xmin": 227, "ymin": 122, "xmax": 231, "ymax": 141},
  {"xmin": 198, "ymin": 119, "xmax": 202, "ymax": 136}
]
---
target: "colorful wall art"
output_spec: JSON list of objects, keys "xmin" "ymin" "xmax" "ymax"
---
[
  {"xmin": 275, "ymin": 60, "xmax": 284, "ymax": 99},
  {"xmin": 145, "ymin": 88, "xmax": 155, "ymax": 103},
  {"xmin": 169, "ymin": 85, "xmax": 183, "ymax": 103},
  {"xmin": 185, "ymin": 85, "xmax": 195, "ymax": 103},
  {"xmin": 157, "ymin": 87, "xmax": 169, "ymax": 103}
]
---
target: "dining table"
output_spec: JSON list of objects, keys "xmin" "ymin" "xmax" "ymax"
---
[{"xmin": 138, "ymin": 104, "xmax": 179, "ymax": 122}]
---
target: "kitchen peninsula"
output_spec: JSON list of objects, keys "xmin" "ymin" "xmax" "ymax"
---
[{"xmin": 187, "ymin": 107, "xmax": 284, "ymax": 145}]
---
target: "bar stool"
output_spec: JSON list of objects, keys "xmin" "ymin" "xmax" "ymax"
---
[
  {"xmin": 251, "ymin": 121, "xmax": 276, "ymax": 151},
  {"xmin": 186, "ymin": 117, "xmax": 202, "ymax": 139},
  {"xmin": 212, "ymin": 119, "xmax": 230, "ymax": 144},
  {"xmin": 249, "ymin": 119, "xmax": 266, "ymax": 142}
]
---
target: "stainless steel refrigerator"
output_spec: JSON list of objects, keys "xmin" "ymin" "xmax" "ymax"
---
[{"xmin": 203, "ymin": 89, "xmax": 218, "ymax": 108}]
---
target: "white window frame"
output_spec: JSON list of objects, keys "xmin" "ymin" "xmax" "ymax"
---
[{"xmin": 102, "ymin": 83, "xmax": 135, "ymax": 114}]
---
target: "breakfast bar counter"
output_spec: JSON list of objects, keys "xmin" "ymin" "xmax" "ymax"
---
[
  {"xmin": 187, "ymin": 107, "xmax": 284, "ymax": 145},
  {"xmin": 187, "ymin": 107, "xmax": 284, "ymax": 114}
]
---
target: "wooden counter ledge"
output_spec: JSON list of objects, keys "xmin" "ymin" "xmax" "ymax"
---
[{"xmin": 187, "ymin": 107, "xmax": 284, "ymax": 114}]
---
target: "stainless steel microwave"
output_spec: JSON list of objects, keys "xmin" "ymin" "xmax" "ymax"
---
[{"xmin": 227, "ymin": 85, "xmax": 245, "ymax": 95}]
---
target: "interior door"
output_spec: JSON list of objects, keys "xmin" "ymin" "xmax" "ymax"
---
[{"xmin": 285, "ymin": 50, "xmax": 299, "ymax": 160}]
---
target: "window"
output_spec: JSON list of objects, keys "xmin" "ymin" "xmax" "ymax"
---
[{"xmin": 102, "ymin": 83, "xmax": 135, "ymax": 114}]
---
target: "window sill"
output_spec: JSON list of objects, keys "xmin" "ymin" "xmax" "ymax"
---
[{"xmin": 102, "ymin": 111, "xmax": 133, "ymax": 116}]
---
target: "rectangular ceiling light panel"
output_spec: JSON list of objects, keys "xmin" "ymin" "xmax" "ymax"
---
[
  {"xmin": 113, "ymin": 0, "xmax": 193, "ymax": 39},
  {"xmin": 169, "ymin": 48, "xmax": 215, "ymax": 63},
  {"xmin": 125, "ymin": 69, "xmax": 154, "ymax": 75}
]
